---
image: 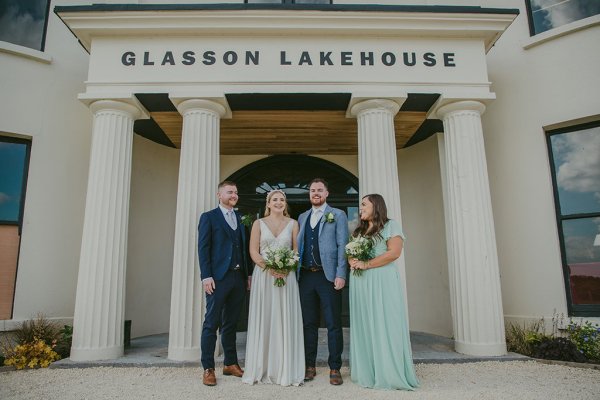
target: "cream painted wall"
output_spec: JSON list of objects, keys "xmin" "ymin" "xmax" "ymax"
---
[
  {"xmin": 483, "ymin": 1, "xmax": 600, "ymax": 323},
  {"xmin": 2, "ymin": 1, "xmax": 91, "ymax": 322},
  {"xmin": 125, "ymin": 135, "xmax": 179, "ymax": 338},
  {"xmin": 398, "ymin": 136, "xmax": 452, "ymax": 337}
]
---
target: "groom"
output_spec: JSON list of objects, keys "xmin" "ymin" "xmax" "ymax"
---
[
  {"xmin": 298, "ymin": 178, "xmax": 349, "ymax": 385},
  {"xmin": 198, "ymin": 181, "xmax": 250, "ymax": 386}
]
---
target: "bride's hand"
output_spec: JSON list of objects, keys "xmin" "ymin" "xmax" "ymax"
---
[{"xmin": 270, "ymin": 270, "xmax": 288, "ymax": 279}]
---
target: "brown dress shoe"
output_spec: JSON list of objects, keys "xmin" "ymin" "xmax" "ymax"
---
[
  {"xmin": 304, "ymin": 366, "xmax": 316, "ymax": 381},
  {"xmin": 223, "ymin": 364, "xmax": 244, "ymax": 377},
  {"xmin": 329, "ymin": 369, "xmax": 343, "ymax": 385},
  {"xmin": 203, "ymin": 368, "xmax": 217, "ymax": 386}
]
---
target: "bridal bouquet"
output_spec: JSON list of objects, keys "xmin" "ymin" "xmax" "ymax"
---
[
  {"xmin": 263, "ymin": 246, "xmax": 300, "ymax": 287},
  {"xmin": 345, "ymin": 235, "xmax": 374, "ymax": 277}
]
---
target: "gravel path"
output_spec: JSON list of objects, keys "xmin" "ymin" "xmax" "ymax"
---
[{"xmin": 1, "ymin": 361, "xmax": 599, "ymax": 400}]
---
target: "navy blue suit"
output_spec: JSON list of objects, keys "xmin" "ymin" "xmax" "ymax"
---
[{"xmin": 198, "ymin": 207, "xmax": 250, "ymax": 369}]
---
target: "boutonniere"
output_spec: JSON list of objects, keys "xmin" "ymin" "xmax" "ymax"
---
[
  {"xmin": 240, "ymin": 213, "xmax": 255, "ymax": 228},
  {"xmin": 324, "ymin": 212, "xmax": 335, "ymax": 223}
]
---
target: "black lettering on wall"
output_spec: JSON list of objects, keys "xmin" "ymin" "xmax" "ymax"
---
[
  {"xmin": 161, "ymin": 51, "xmax": 175, "ymax": 66},
  {"xmin": 443, "ymin": 52, "xmax": 456, "ymax": 67},
  {"xmin": 320, "ymin": 52, "xmax": 333, "ymax": 66},
  {"xmin": 299, "ymin": 51, "xmax": 313, "ymax": 66},
  {"xmin": 223, "ymin": 51, "xmax": 238, "ymax": 65},
  {"xmin": 182, "ymin": 51, "xmax": 195, "ymax": 65},
  {"xmin": 381, "ymin": 52, "xmax": 396, "ymax": 66},
  {"xmin": 121, "ymin": 51, "xmax": 135, "ymax": 66},
  {"xmin": 280, "ymin": 51, "xmax": 292, "ymax": 65},
  {"xmin": 245, "ymin": 51, "xmax": 259, "ymax": 65},
  {"xmin": 143, "ymin": 52, "xmax": 154, "ymax": 66},
  {"xmin": 423, "ymin": 52, "xmax": 436, "ymax": 67},
  {"xmin": 403, "ymin": 52, "xmax": 416, "ymax": 66},
  {"xmin": 341, "ymin": 51, "xmax": 353, "ymax": 66},
  {"xmin": 202, "ymin": 51, "xmax": 216, "ymax": 65},
  {"xmin": 360, "ymin": 52, "xmax": 374, "ymax": 66}
]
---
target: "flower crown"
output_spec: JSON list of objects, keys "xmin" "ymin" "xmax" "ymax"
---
[{"xmin": 266, "ymin": 189, "xmax": 286, "ymax": 202}]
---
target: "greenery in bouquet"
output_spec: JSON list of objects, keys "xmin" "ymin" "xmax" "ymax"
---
[
  {"xmin": 263, "ymin": 246, "xmax": 299, "ymax": 287},
  {"xmin": 345, "ymin": 234, "xmax": 374, "ymax": 277}
]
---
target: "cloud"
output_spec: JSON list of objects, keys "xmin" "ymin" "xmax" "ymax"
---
[
  {"xmin": 531, "ymin": 0, "xmax": 599, "ymax": 30},
  {"xmin": 555, "ymin": 128, "xmax": 600, "ymax": 199},
  {"xmin": 0, "ymin": 192, "xmax": 11, "ymax": 205}
]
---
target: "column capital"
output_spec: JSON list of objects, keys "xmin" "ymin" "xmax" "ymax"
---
[
  {"xmin": 436, "ymin": 100, "xmax": 486, "ymax": 119},
  {"xmin": 349, "ymin": 98, "xmax": 401, "ymax": 118},
  {"xmin": 89, "ymin": 99, "xmax": 145, "ymax": 120},
  {"xmin": 175, "ymin": 99, "xmax": 227, "ymax": 118}
]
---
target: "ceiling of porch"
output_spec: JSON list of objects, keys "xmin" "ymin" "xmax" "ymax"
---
[{"xmin": 133, "ymin": 93, "xmax": 443, "ymax": 154}]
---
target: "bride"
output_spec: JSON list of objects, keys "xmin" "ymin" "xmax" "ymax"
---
[{"xmin": 242, "ymin": 189, "xmax": 305, "ymax": 386}]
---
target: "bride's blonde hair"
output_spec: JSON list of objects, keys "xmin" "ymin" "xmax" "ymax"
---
[{"xmin": 264, "ymin": 189, "xmax": 290, "ymax": 217}]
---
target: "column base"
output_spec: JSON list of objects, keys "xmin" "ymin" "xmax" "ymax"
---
[
  {"xmin": 455, "ymin": 340, "xmax": 507, "ymax": 357},
  {"xmin": 70, "ymin": 345, "xmax": 123, "ymax": 361},
  {"xmin": 167, "ymin": 346, "xmax": 200, "ymax": 362}
]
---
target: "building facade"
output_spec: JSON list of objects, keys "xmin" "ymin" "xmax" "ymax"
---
[{"xmin": 1, "ymin": 0, "xmax": 598, "ymax": 361}]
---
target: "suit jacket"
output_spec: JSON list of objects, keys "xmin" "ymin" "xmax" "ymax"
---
[
  {"xmin": 198, "ymin": 207, "xmax": 250, "ymax": 281},
  {"xmin": 297, "ymin": 205, "xmax": 349, "ymax": 283}
]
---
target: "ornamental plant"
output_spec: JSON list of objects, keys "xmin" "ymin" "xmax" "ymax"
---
[
  {"xmin": 567, "ymin": 321, "xmax": 600, "ymax": 362},
  {"xmin": 3, "ymin": 338, "xmax": 60, "ymax": 369},
  {"xmin": 0, "ymin": 314, "xmax": 67, "ymax": 369}
]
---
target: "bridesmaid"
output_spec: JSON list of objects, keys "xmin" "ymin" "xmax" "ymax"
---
[{"xmin": 348, "ymin": 194, "xmax": 419, "ymax": 390}]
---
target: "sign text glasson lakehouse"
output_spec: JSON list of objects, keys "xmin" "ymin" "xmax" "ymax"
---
[{"xmin": 121, "ymin": 49, "xmax": 458, "ymax": 68}]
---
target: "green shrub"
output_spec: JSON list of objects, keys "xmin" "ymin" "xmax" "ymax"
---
[
  {"xmin": 567, "ymin": 321, "xmax": 600, "ymax": 362},
  {"xmin": 531, "ymin": 337, "xmax": 587, "ymax": 363},
  {"xmin": 54, "ymin": 325, "xmax": 73, "ymax": 359},
  {"xmin": 506, "ymin": 320, "xmax": 548, "ymax": 356}
]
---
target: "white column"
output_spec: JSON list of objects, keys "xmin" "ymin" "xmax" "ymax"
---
[
  {"xmin": 350, "ymin": 98, "xmax": 410, "ymax": 305},
  {"xmin": 168, "ymin": 99, "xmax": 225, "ymax": 361},
  {"xmin": 71, "ymin": 100, "xmax": 142, "ymax": 361},
  {"xmin": 437, "ymin": 101, "xmax": 506, "ymax": 356},
  {"xmin": 350, "ymin": 99, "xmax": 402, "ymax": 219}
]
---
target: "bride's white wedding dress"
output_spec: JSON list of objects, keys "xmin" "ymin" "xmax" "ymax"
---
[{"xmin": 242, "ymin": 219, "xmax": 305, "ymax": 386}]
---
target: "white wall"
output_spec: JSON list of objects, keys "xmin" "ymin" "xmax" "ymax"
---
[
  {"xmin": 125, "ymin": 135, "xmax": 179, "ymax": 338},
  {"xmin": 2, "ymin": 1, "xmax": 91, "ymax": 322},
  {"xmin": 398, "ymin": 136, "xmax": 452, "ymax": 336}
]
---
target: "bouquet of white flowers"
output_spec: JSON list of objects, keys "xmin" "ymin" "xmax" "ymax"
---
[
  {"xmin": 345, "ymin": 235, "xmax": 374, "ymax": 277},
  {"xmin": 263, "ymin": 246, "xmax": 300, "ymax": 287}
]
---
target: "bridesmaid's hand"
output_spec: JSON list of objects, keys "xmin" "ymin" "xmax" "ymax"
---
[{"xmin": 348, "ymin": 258, "xmax": 359, "ymax": 269}]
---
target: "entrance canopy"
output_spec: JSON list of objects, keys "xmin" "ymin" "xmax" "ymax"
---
[{"xmin": 56, "ymin": 3, "xmax": 518, "ymax": 153}]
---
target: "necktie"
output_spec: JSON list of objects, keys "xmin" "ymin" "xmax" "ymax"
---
[
  {"xmin": 227, "ymin": 211, "xmax": 237, "ymax": 230},
  {"xmin": 310, "ymin": 209, "xmax": 322, "ymax": 229}
]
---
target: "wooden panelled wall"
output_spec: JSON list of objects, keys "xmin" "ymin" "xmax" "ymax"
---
[{"xmin": 151, "ymin": 110, "xmax": 427, "ymax": 154}]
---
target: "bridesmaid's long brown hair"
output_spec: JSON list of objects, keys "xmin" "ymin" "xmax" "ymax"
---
[{"xmin": 352, "ymin": 194, "xmax": 389, "ymax": 240}]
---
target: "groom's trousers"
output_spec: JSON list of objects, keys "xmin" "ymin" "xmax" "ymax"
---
[
  {"xmin": 200, "ymin": 269, "xmax": 246, "ymax": 369},
  {"xmin": 299, "ymin": 270, "xmax": 343, "ymax": 370}
]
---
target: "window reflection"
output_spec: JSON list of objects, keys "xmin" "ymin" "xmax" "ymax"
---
[
  {"xmin": 562, "ymin": 218, "xmax": 600, "ymax": 305},
  {"xmin": 0, "ymin": 140, "xmax": 28, "ymax": 223},
  {"xmin": 0, "ymin": 0, "xmax": 50, "ymax": 51},
  {"xmin": 550, "ymin": 126, "xmax": 600, "ymax": 215},
  {"xmin": 528, "ymin": 0, "xmax": 600, "ymax": 35}
]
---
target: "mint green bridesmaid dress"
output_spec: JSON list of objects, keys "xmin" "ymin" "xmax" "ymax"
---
[{"xmin": 349, "ymin": 220, "xmax": 419, "ymax": 390}]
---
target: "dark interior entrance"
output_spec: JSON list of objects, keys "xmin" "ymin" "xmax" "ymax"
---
[{"xmin": 227, "ymin": 154, "xmax": 359, "ymax": 330}]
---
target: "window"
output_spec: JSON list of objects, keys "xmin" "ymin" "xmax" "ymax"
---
[
  {"xmin": 526, "ymin": 0, "xmax": 600, "ymax": 35},
  {"xmin": 0, "ymin": 136, "xmax": 31, "ymax": 319},
  {"xmin": 547, "ymin": 121, "xmax": 600, "ymax": 316},
  {"xmin": 0, "ymin": 0, "xmax": 51, "ymax": 51}
]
